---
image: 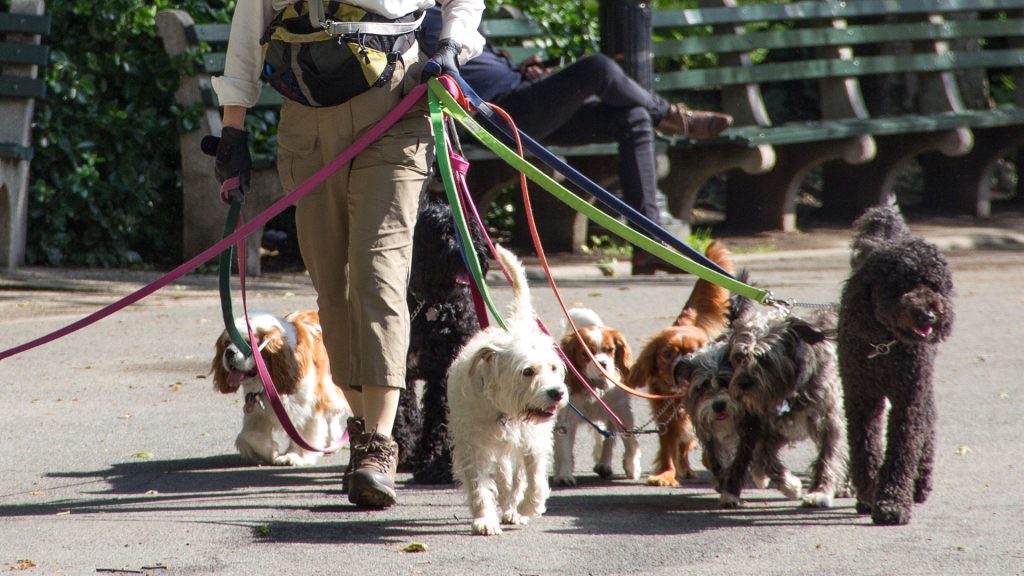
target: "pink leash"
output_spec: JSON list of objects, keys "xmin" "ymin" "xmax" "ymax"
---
[{"xmin": 0, "ymin": 83, "xmax": 428, "ymax": 363}]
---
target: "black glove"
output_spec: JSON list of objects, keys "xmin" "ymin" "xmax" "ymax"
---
[
  {"xmin": 201, "ymin": 126, "xmax": 251, "ymax": 202},
  {"xmin": 421, "ymin": 38, "xmax": 462, "ymax": 81}
]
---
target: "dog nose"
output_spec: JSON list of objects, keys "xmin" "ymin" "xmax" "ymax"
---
[
  {"xmin": 547, "ymin": 388, "xmax": 565, "ymax": 402},
  {"xmin": 922, "ymin": 309, "xmax": 937, "ymax": 324},
  {"xmin": 712, "ymin": 399, "xmax": 727, "ymax": 413}
]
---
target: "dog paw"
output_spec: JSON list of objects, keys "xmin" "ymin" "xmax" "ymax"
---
[
  {"xmin": 593, "ymin": 464, "xmax": 613, "ymax": 479},
  {"xmin": 272, "ymin": 453, "xmax": 308, "ymax": 466},
  {"xmin": 502, "ymin": 510, "xmax": 529, "ymax": 525},
  {"xmin": 552, "ymin": 475, "xmax": 577, "ymax": 487},
  {"xmin": 777, "ymin": 473, "xmax": 803, "ymax": 500},
  {"xmin": 855, "ymin": 500, "xmax": 873, "ymax": 515},
  {"xmin": 872, "ymin": 501, "xmax": 912, "ymax": 525},
  {"xmin": 802, "ymin": 491, "xmax": 834, "ymax": 508},
  {"xmin": 720, "ymin": 493, "xmax": 742, "ymax": 508},
  {"xmin": 472, "ymin": 517, "xmax": 503, "ymax": 536},
  {"xmin": 750, "ymin": 473, "xmax": 770, "ymax": 490},
  {"xmin": 645, "ymin": 472, "xmax": 680, "ymax": 487},
  {"xmin": 624, "ymin": 464, "xmax": 641, "ymax": 481}
]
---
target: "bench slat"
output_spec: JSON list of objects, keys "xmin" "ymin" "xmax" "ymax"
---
[
  {"xmin": 0, "ymin": 75, "xmax": 46, "ymax": 99},
  {"xmin": 0, "ymin": 42, "xmax": 48, "ymax": 66},
  {"xmin": 0, "ymin": 142, "xmax": 34, "ymax": 161},
  {"xmin": 654, "ymin": 48, "xmax": 1024, "ymax": 91},
  {"xmin": 0, "ymin": 12, "xmax": 50, "ymax": 35},
  {"xmin": 653, "ymin": 0, "xmax": 1024, "ymax": 29},
  {"xmin": 477, "ymin": 18, "xmax": 546, "ymax": 38},
  {"xmin": 653, "ymin": 18, "xmax": 1024, "ymax": 58},
  {"xmin": 192, "ymin": 23, "xmax": 231, "ymax": 44}
]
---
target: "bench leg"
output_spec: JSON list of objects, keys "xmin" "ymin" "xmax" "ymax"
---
[
  {"xmin": 919, "ymin": 125, "xmax": 1024, "ymax": 217},
  {"xmin": 661, "ymin": 144, "xmax": 775, "ymax": 237},
  {"xmin": 0, "ymin": 159, "xmax": 29, "ymax": 269},
  {"xmin": 726, "ymin": 136, "xmax": 874, "ymax": 232},
  {"xmin": 821, "ymin": 128, "xmax": 972, "ymax": 221}
]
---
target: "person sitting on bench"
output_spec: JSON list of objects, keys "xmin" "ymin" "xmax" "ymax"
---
[{"xmin": 419, "ymin": 7, "xmax": 732, "ymax": 274}]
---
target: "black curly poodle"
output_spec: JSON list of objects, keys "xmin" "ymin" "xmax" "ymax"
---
[
  {"xmin": 392, "ymin": 191, "xmax": 490, "ymax": 484},
  {"xmin": 838, "ymin": 205, "xmax": 954, "ymax": 525}
]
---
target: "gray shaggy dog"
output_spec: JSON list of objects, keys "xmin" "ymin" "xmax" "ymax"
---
[
  {"xmin": 838, "ymin": 205, "xmax": 954, "ymax": 525},
  {"xmin": 723, "ymin": 301, "xmax": 848, "ymax": 509}
]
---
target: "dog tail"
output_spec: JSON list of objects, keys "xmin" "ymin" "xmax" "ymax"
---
[
  {"xmin": 850, "ymin": 205, "xmax": 910, "ymax": 269},
  {"xmin": 673, "ymin": 240, "xmax": 736, "ymax": 339},
  {"xmin": 495, "ymin": 244, "xmax": 535, "ymax": 327}
]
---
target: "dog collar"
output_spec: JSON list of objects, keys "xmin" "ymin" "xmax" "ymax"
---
[
  {"xmin": 244, "ymin": 391, "xmax": 265, "ymax": 414},
  {"xmin": 867, "ymin": 339, "xmax": 898, "ymax": 359}
]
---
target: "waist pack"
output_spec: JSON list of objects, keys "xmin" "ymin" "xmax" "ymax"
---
[{"xmin": 261, "ymin": 2, "xmax": 422, "ymax": 108}]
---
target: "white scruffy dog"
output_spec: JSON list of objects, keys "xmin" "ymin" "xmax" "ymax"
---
[{"xmin": 447, "ymin": 245, "xmax": 569, "ymax": 536}]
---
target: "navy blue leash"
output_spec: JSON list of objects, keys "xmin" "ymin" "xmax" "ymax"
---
[{"xmin": 444, "ymin": 70, "xmax": 737, "ymax": 280}]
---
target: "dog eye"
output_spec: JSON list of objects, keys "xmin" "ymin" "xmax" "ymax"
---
[
  {"xmin": 660, "ymin": 348, "xmax": 676, "ymax": 359},
  {"xmin": 735, "ymin": 377, "xmax": 755, "ymax": 391},
  {"xmin": 522, "ymin": 367, "xmax": 536, "ymax": 377}
]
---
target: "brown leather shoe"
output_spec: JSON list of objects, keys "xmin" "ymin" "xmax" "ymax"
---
[
  {"xmin": 340, "ymin": 417, "xmax": 365, "ymax": 495},
  {"xmin": 632, "ymin": 250, "xmax": 687, "ymax": 275},
  {"xmin": 348, "ymin": 430, "xmax": 399, "ymax": 508},
  {"xmin": 656, "ymin": 103, "xmax": 733, "ymax": 139}
]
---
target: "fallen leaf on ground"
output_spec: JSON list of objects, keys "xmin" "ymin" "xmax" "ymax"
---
[{"xmin": 400, "ymin": 543, "xmax": 428, "ymax": 553}]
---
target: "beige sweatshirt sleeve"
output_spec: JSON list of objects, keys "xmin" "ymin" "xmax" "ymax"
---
[{"xmin": 211, "ymin": 0, "xmax": 279, "ymax": 108}]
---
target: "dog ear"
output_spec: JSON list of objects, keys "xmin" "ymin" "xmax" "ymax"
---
[
  {"xmin": 211, "ymin": 335, "xmax": 230, "ymax": 392},
  {"xmin": 468, "ymin": 345, "xmax": 499, "ymax": 381},
  {"xmin": 625, "ymin": 336, "xmax": 659, "ymax": 388},
  {"xmin": 264, "ymin": 332, "xmax": 299, "ymax": 394},
  {"xmin": 672, "ymin": 357, "xmax": 695, "ymax": 389},
  {"xmin": 611, "ymin": 329, "xmax": 633, "ymax": 379},
  {"xmin": 789, "ymin": 319, "xmax": 829, "ymax": 345}
]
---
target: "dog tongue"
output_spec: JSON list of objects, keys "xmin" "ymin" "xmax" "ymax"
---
[
  {"xmin": 915, "ymin": 325, "xmax": 934, "ymax": 338},
  {"xmin": 227, "ymin": 371, "xmax": 244, "ymax": 389}
]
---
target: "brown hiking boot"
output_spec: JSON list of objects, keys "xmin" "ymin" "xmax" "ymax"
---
[
  {"xmin": 348, "ymin": 430, "xmax": 399, "ymax": 508},
  {"xmin": 340, "ymin": 417, "xmax": 365, "ymax": 495},
  {"xmin": 656, "ymin": 103, "xmax": 733, "ymax": 140}
]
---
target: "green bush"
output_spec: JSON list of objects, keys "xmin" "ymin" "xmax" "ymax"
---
[{"xmin": 25, "ymin": 1, "xmax": 234, "ymax": 268}]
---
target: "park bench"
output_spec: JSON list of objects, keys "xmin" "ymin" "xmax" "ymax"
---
[
  {"xmin": 650, "ymin": 0, "xmax": 1024, "ymax": 232},
  {"xmin": 0, "ymin": 0, "xmax": 48, "ymax": 269}
]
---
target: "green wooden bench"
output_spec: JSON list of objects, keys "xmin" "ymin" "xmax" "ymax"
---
[
  {"xmin": 650, "ymin": 0, "xmax": 1024, "ymax": 232},
  {"xmin": 0, "ymin": 0, "xmax": 48, "ymax": 269}
]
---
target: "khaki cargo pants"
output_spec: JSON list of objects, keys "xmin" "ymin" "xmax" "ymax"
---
[{"xmin": 276, "ymin": 50, "xmax": 432, "ymax": 392}]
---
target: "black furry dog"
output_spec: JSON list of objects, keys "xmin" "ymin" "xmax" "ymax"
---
[
  {"xmin": 392, "ymin": 191, "xmax": 490, "ymax": 484},
  {"xmin": 838, "ymin": 205, "xmax": 954, "ymax": 525}
]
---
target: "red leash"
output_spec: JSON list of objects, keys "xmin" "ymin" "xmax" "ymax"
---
[{"xmin": 0, "ymin": 83, "xmax": 428, "ymax": 363}]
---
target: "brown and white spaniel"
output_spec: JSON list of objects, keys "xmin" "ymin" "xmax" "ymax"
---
[{"xmin": 211, "ymin": 310, "xmax": 349, "ymax": 466}]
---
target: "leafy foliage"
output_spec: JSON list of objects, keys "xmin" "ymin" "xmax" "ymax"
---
[{"xmin": 25, "ymin": 1, "xmax": 234, "ymax": 267}]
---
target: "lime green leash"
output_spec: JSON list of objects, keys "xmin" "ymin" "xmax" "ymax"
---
[{"xmin": 426, "ymin": 78, "xmax": 769, "ymax": 304}]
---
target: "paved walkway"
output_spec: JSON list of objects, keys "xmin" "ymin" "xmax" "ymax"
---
[{"xmin": 1, "ymin": 209, "xmax": 1023, "ymax": 575}]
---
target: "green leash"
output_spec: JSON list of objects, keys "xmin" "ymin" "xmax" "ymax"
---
[
  {"xmin": 428, "ymin": 87, "xmax": 507, "ymax": 330},
  {"xmin": 218, "ymin": 199, "xmax": 252, "ymax": 357},
  {"xmin": 426, "ymin": 78, "xmax": 769, "ymax": 304}
]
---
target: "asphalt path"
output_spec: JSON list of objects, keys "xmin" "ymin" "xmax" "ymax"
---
[{"xmin": 1, "ymin": 242, "xmax": 1022, "ymax": 575}]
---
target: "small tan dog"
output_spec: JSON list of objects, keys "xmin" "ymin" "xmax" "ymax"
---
[
  {"xmin": 446, "ymin": 245, "xmax": 568, "ymax": 535},
  {"xmin": 211, "ymin": 311, "xmax": 349, "ymax": 466}
]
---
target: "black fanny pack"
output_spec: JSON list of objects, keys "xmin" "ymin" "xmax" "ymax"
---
[{"xmin": 261, "ymin": 3, "xmax": 421, "ymax": 108}]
